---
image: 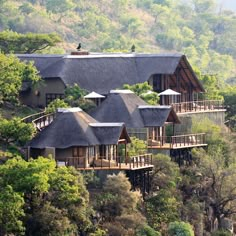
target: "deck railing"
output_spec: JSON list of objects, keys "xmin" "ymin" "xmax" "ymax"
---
[
  {"xmin": 32, "ymin": 113, "xmax": 56, "ymax": 131},
  {"xmin": 172, "ymin": 100, "xmax": 225, "ymax": 113},
  {"xmin": 148, "ymin": 133, "xmax": 207, "ymax": 149},
  {"xmin": 21, "ymin": 110, "xmax": 46, "ymax": 123},
  {"xmin": 58, "ymin": 153, "xmax": 153, "ymax": 170}
]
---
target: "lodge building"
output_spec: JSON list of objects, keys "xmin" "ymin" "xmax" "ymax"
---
[{"xmin": 22, "ymin": 52, "xmax": 226, "ymax": 190}]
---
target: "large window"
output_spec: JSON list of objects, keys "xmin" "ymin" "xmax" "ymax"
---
[{"xmin": 46, "ymin": 93, "xmax": 64, "ymax": 106}]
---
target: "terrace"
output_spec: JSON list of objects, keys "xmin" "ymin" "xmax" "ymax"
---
[
  {"xmin": 171, "ymin": 100, "xmax": 225, "ymax": 114},
  {"xmin": 148, "ymin": 133, "xmax": 207, "ymax": 149},
  {"xmin": 57, "ymin": 153, "xmax": 153, "ymax": 171}
]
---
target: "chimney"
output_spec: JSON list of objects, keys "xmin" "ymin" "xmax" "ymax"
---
[{"xmin": 71, "ymin": 51, "xmax": 89, "ymax": 56}]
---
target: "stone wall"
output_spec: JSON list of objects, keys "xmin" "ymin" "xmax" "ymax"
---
[{"xmin": 175, "ymin": 110, "xmax": 226, "ymax": 134}]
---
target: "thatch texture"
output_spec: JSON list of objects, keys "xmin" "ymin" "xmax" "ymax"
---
[
  {"xmin": 90, "ymin": 92, "xmax": 180, "ymax": 128},
  {"xmin": 17, "ymin": 53, "xmax": 204, "ymax": 94},
  {"xmin": 28, "ymin": 109, "xmax": 129, "ymax": 148}
]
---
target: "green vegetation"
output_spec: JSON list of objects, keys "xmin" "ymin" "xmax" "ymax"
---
[
  {"xmin": 0, "ymin": 31, "xmax": 62, "ymax": 54},
  {"xmin": 45, "ymin": 98, "xmax": 69, "ymax": 113},
  {"xmin": 46, "ymin": 84, "xmax": 96, "ymax": 112},
  {"xmin": 123, "ymin": 82, "xmax": 160, "ymax": 105},
  {"xmin": 127, "ymin": 136, "xmax": 147, "ymax": 156},
  {"xmin": 1, "ymin": 0, "xmax": 236, "ymax": 235},
  {"xmin": 93, "ymin": 172, "xmax": 153, "ymax": 235},
  {"xmin": 0, "ymin": 53, "xmax": 40, "ymax": 104},
  {"xmin": 0, "ymin": 0, "xmax": 235, "ymax": 81},
  {"xmin": 0, "ymin": 157, "xmax": 95, "ymax": 235},
  {"xmin": 64, "ymin": 83, "xmax": 96, "ymax": 111},
  {"xmin": 0, "ymin": 117, "xmax": 35, "ymax": 147},
  {"xmin": 167, "ymin": 221, "xmax": 194, "ymax": 236}
]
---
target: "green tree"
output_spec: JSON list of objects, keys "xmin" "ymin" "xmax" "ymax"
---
[
  {"xmin": 167, "ymin": 221, "xmax": 194, "ymax": 236},
  {"xmin": 123, "ymin": 82, "xmax": 159, "ymax": 105},
  {"xmin": 136, "ymin": 225, "xmax": 161, "ymax": 236},
  {"xmin": 0, "ymin": 31, "xmax": 62, "ymax": 54},
  {"xmin": 95, "ymin": 172, "xmax": 145, "ymax": 235},
  {"xmin": 221, "ymin": 86, "xmax": 236, "ymax": 131},
  {"xmin": 64, "ymin": 83, "xmax": 96, "ymax": 111},
  {"xmin": 190, "ymin": 148, "xmax": 236, "ymax": 229},
  {"xmin": 64, "ymin": 83, "xmax": 87, "ymax": 101},
  {"xmin": 0, "ymin": 185, "xmax": 25, "ymax": 236},
  {"xmin": 0, "ymin": 53, "xmax": 40, "ymax": 104},
  {"xmin": 127, "ymin": 136, "xmax": 147, "ymax": 156},
  {"xmin": 151, "ymin": 154, "xmax": 181, "ymax": 191},
  {"xmin": 0, "ymin": 117, "xmax": 35, "ymax": 146},
  {"xmin": 49, "ymin": 166, "xmax": 92, "ymax": 233},
  {"xmin": 27, "ymin": 202, "xmax": 76, "ymax": 235},
  {"xmin": 99, "ymin": 172, "xmax": 141, "ymax": 218},
  {"xmin": 145, "ymin": 189, "xmax": 180, "ymax": 232},
  {"xmin": 46, "ymin": 98, "xmax": 69, "ymax": 113},
  {"xmin": 0, "ymin": 157, "xmax": 93, "ymax": 235}
]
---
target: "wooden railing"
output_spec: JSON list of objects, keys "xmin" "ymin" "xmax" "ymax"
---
[
  {"xmin": 148, "ymin": 133, "xmax": 207, "ymax": 149},
  {"xmin": 58, "ymin": 154, "xmax": 153, "ymax": 170},
  {"xmin": 21, "ymin": 110, "xmax": 46, "ymax": 123},
  {"xmin": 32, "ymin": 113, "xmax": 56, "ymax": 131},
  {"xmin": 172, "ymin": 100, "xmax": 225, "ymax": 113}
]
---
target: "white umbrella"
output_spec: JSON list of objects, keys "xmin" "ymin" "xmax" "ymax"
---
[
  {"xmin": 158, "ymin": 89, "xmax": 180, "ymax": 96},
  {"xmin": 84, "ymin": 91, "xmax": 105, "ymax": 99},
  {"xmin": 158, "ymin": 89, "xmax": 181, "ymax": 105}
]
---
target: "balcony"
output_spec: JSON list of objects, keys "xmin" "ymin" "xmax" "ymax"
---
[
  {"xmin": 172, "ymin": 100, "xmax": 225, "ymax": 114},
  {"xmin": 57, "ymin": 154, "xmax": 153, "ymax": 170},
  {"xmin": 148, "ymin": 133, "xmax": 207, "ymax": 149}
]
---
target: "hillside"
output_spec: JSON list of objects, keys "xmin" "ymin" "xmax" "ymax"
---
[{"xmin": 0, "ymin": 0, "xmax": 236, "ymax": 82}]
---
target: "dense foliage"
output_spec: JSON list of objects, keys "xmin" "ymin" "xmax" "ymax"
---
[
  {"xmin": 0, "ymin": 53, "xmax": 40, "ymax": 104},
  {"xmin": 123, "ymin": 82, "xmax": 160, "ymax": 105},
  {"xmin": 167, "ymin": 221, "xmax": 194, "ymax": 236},
  {"xmin": 0, "ymin": 0, "xmax": 235, "ymax": 81},
  {"xmin": 46, "ymin": 84, "xmax": 96, "ymax": 112},
  {"xmin": 0, "ymin": 31, "xmax": 61, "ymax": 54},
  {"xmin": 93, "ymin": 172, "xmax": 159, "ymax": 235},
  {"xmin": 0, "ymin": 157, "xmax": 94, "ymax": 235},
  {"xmin": 0, "ymin": 117, "xmax": 35, "ymax": 146}
]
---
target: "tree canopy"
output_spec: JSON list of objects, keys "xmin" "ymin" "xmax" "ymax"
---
[
  {"xmin": 0, "ymin": 157, "xmax": 93, "ymax": 235},
  {"xmin": 0, "ymin": 31, "xmax": 62, "ymax": 54},
  {"xmin": 0, "ymin": 53, "xmax": 40, "ymax": 104}
]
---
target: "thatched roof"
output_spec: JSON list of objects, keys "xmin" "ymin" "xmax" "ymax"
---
[
  {"xmin": 17, "ymin": 53, "xmax": 204, "ymax": 94},
  {"xmin": 90, "ymin": 92, "xmax": 180, "ymax": 128},
  {"xmin": 27, "ymin": 108, "xmax": 130, "ymax": 149}
]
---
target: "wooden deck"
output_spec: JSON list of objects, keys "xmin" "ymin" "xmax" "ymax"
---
[
  {"xmin": 57, "ymin": 154, "xmax": 154, "ymax": 171},
  {"xmin": 172, "ymin": 100, "xmax": 225, "ymax": 114},
  {"xmin": 148, "ymin": 133, "xmax": 207, "ymax": 149}
]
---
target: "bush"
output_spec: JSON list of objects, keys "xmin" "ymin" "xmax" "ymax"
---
[
  {"xmin": 137, "ymin": 225, "xmax": 161, "ymax": 236},
  {"xmin": 167, "ymin": 221, "xmax": 194, "ymax": 236},
  {"xmin": 46, "ymin": 99, "xmax": 69, "ymax": 113}
]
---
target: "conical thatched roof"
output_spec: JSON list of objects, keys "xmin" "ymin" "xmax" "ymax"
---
[
  {"xmin": 28, "ymin": 108, "xmax": 130, "ymax": 149},
  {"xmin": 90, "ymin": 91, "xmax": 180, "ymax": 128}
]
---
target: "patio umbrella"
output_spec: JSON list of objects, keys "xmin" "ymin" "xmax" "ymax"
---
[
  {"xmin": 158, "ymin": 89, "xmax": 181, "ymax": 105},
  {"xmin": 84, "ymin": 91, "xmax": 105, "ymax": 99}
]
